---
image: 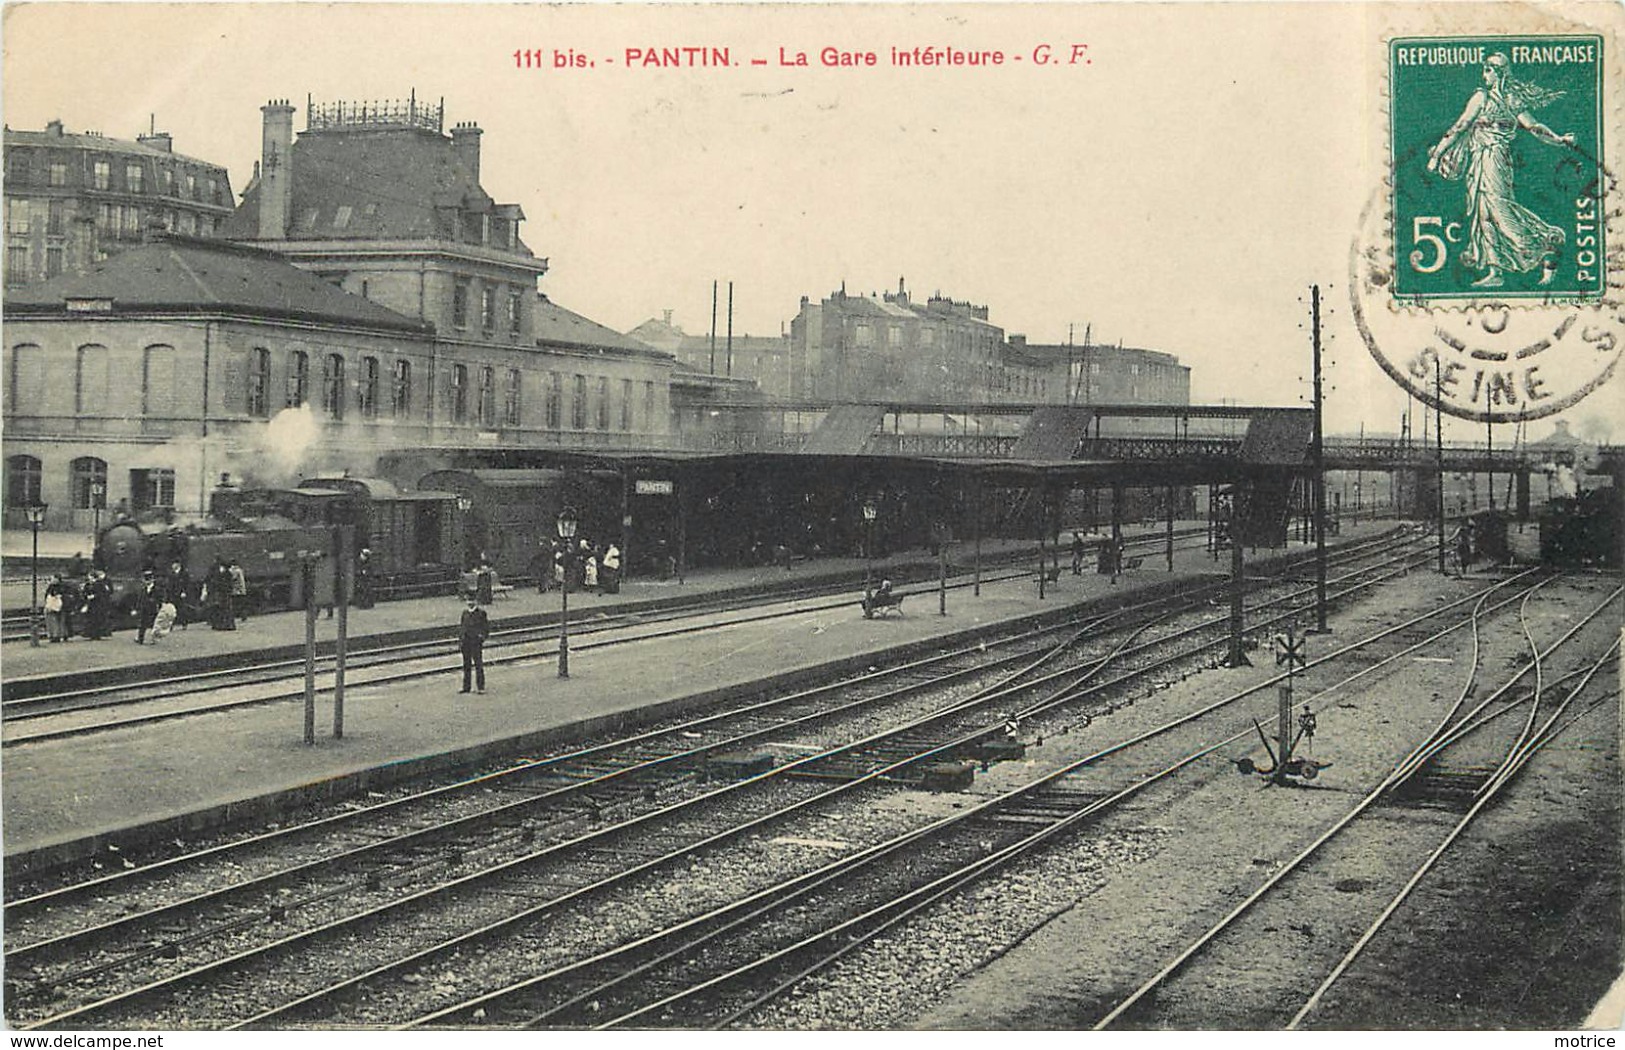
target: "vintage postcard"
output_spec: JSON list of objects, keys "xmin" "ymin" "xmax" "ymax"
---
[{"xmin": 1, "ymin": 1, "xmax": 1621, "ymax": 1040}]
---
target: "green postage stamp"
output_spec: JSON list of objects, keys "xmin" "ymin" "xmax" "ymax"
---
[{"xmin": 1390, "ymin": 36, "xmax": 1606, "ymax": 301}]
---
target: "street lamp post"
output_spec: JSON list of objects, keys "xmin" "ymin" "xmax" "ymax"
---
[
  {"xmin": 26, "ymin": 503, "xmax": 47, "ymax": 647},
  {"xmin": 456, "ymin": 495, "xmax": 473, "ymax": 567},
  {"xmin": 90, "ymin": 480, "xmax": 105, "ymax": 547},
  {"xmin": 861, "ymin": 499, "xmax": 878, "ymax": 592},
  {"xmin": 556, "ymin": 506, "xmax": 577, "ymax": 679}
]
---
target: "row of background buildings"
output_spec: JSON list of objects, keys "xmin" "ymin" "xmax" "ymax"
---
[{"xmin": 2, "ymin": 96, "xmax": 1189, "ymax": 529}]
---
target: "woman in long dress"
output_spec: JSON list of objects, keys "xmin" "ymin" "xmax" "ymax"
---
[{"xmin": 1426, "ymin": 52, "xmax": 1576, "ymax": 288}]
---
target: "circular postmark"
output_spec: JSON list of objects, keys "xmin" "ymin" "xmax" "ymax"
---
[{"xmin": 1350, "ymin": 170, "xmax": 1624, "ymax": 423}]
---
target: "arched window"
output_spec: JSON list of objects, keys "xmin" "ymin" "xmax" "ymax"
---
[
  {"xmin": 9, "ymin": 344, "xmax": 45, "ymax": 413},
  {"xmin": 450, "ymin": 364, "xmax": 468, "ymax": 424},
  {"xmin": 322, "ymin": 353, "xmax": 345, "ymax": 419},
  {"xmin": 77, "ymin": 344, "xmax": 110, "ymax": 415},
  {"xmin": 247, "ymin": 347, "xmax": 272, "ymax": 417},
  {"xmin": 70, "ymin": 457, "xmax": 107, "ymax": 510},
  {"xmin": 392, "ymin": 359, "xmax": 412, "ymax": 417},
  {"xmin": 504, "ymin": 369, "xmax": 523, "ymax": 427},
  {"xmin": 143, "ymin": 344, "xmax": 176, "ymax": 418},
  {"xmin": 545, "ymin": 372, "xmax": 561, "ymax": 429},
  {"xmin": 571, "ymin": 374, "xmax": 587, "ymax": 429},
  {"xmin": 359, "ymin": 356, "xmax": 380, "ymax": 419},
  {"xmin": 6, "ymin": 454, "xmax": 42, "ymax": 507},
  {"xmin": 286, "ymin": 350, "xmax": 308, "ymax": 408},
  {"xmin": 477, "ymin": 366, "xmax": 496, "ymax": 426}
]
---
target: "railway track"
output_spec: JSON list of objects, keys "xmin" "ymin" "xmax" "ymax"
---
[
  {"xmin": 4, "ymin": 533, "xmax": 1432, "ymax": 1028},
  {"xmin": 1087, "ymin": 575, "xmax": 1622, "ymax": 1030},
  {"xmin": 389, "ymin": 567, "xmax": 1600, "ymax": 1028}
]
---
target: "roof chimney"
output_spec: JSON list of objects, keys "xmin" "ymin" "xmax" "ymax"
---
[
  {"xmin": 662, "ymin": 309, "xmax": 673, "ymax": 325},
  {"xmin": 258, "ymin": 99, "xmax": 297, "ymax": 240},
  {"xmin": 138, "ymin": 113, "xmax": 172, "ymax": 153},
  {"xmin": 451, "ymin": 121, "xmax": 483, "ymax": 184},
  {"xmin": 45, "ymin": 119, "xmax": 64, "ymax": 137}
]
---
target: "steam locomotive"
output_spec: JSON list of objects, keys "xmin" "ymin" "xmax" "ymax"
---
[{"xmin": 96, "ymin": 478, "xmax": 460, "ymax": 620}]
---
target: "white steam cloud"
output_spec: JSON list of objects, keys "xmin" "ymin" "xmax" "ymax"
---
[{"xmin": 255, "ymin": 405, "xmax": 322, "ymax": 486}]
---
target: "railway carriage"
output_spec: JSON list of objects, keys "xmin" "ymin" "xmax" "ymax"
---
[{"xmin": 416, "ymin": 468, "xmax": 621, "ymax": 582}]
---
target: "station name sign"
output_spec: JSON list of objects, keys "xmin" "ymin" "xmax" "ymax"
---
[{"xmin": 635, "ymin": 479, "xmax": 675, "ymax": 495}]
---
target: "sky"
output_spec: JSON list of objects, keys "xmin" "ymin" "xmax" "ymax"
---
[{"xmin": 3, "ymin": 1, "xmax": 1621, "ymax": 442}]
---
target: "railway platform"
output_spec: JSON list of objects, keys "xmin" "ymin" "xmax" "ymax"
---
[{"xmin": 1, "ymin": 524, "xmax": 1388, "ymax": 871}]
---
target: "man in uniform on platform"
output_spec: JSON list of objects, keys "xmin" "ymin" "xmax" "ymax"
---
[{"xmin": 459, "ymin": 598, "xmax": 489, "ymax": 694}]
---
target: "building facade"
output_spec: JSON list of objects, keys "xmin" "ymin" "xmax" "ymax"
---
[
  {"xmin": 789, "ymin": 279, "xmax": 1188, "ymax": 410},
  {"xmin": 3, "ymin": 120, "xmax": 234, "ymax": 288},
  {"xmin": 790, "ymin": 280, "xmax": 1058, "ymax": 404},
  {"xmin": 1021, "ymin": 340, "xmax": 1191, "ymax": 408}
]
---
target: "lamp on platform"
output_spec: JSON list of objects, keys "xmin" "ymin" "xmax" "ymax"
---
[
  {"xmin": 89, "ymin": 480, "xmax": 105, "ymax": 545},
  {"xmin": 26, "ymin": 503, "xmax": 47, "ymax": 647},
  {"xmin": 862, "ymin": 499, "xmax": 878, "ymax": 592},
  {"xmin": 556, "ymin": 506, "xmax": 578, "ymax": 679}
]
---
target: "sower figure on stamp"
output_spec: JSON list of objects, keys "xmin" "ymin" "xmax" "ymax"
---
[
  {"xmin": 1426, "ymin": 52, "xmax": 1576, "ymax": 289},
  {"xmin": 459, "ymin": 597, "xmax": 489, "ymax": 695}
]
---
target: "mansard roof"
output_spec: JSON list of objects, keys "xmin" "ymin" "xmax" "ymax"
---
[
  {"xmin": 224, "ymin": 125, "xmax": 532, "ymax": 254},
  {"xmin": 3, "ymin": 234, "xmax": 428, "ymax": 333},
  {"xmin": 4, "ymin": 126, "xmax": 227, "ymax": 173}
]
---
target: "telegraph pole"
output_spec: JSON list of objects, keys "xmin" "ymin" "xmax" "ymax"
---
[
  {"xmin": 1311, "ymin": 285, "xmax": 1327, "ymax": 632},
  {"xmin": 1436, "ymin": 360, "xmax": 1447, "ymax": 573}
]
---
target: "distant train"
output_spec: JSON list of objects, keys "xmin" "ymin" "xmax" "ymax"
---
[
  {"xmin": 96, "ymin": 478, "xmax": 460, "ymax": 620},
  {"xmin": 1539, "ymin": 488, "xmax": 1621, "ymax": 568}
]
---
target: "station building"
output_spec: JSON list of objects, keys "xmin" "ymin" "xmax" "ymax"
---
[
  {"xmin": 3, "ymin": 95, "xmax": 679, "ymax": 529},
  {"xmin": 2, "ymin": 235, "xmax": 439, "ymax": 530},
  {"xmin": 3, "ymin": 120, "xmax": 234, "ymax": 288}
]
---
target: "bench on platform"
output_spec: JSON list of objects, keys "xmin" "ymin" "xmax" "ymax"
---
[
  {"xmin": 458, "ymin": 572, "xmax": 513, "ymax": 602},
  {"xmin": 861, "ymin": 590, "xmax": 904, "ymax": 619}
]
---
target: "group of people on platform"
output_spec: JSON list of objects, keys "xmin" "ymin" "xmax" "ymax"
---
[
  {"xmin": 1069, "ymin": 531, "xmax": 1129, "ymax": 577},
  {"xmin": 42, "ymin": 566, "xmax": 111, "ymax": 642},
  {"xmin": 40, "ymin": 557, "xmax": 218, "ymax": 644},
  {"xmin": 526, "ymin": 538, "xmax": 623, "ymax": 597}
]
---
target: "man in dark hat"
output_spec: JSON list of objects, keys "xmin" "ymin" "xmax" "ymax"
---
[
  {"xmin": 458, "ymin": 597, "xmax": 489, "ymax": 695},
  {"xmin": 81, "ymin": 570, "xmax": 112, "ymax": 640},
  {"xmin": 134, "ymin": 570, "xmax": 160, "ymax": 644},
  {"xmin": 354, "ymin": 548, "xmax": 375, "ymax": 609}
]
